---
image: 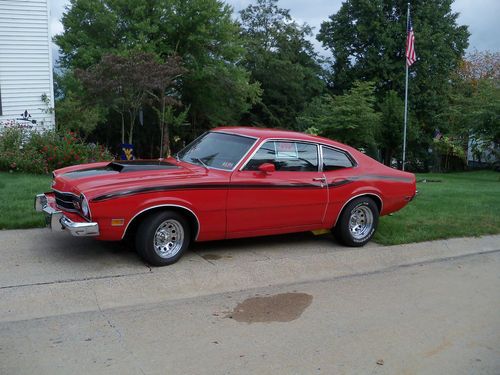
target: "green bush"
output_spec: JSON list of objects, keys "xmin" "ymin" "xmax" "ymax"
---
[{"xmin": 0, "ymin": 124, "xmax": 113, "ymax": 174}]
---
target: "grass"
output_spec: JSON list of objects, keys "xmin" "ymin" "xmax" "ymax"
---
[
  {"xmin": 374, "ymin": 170, "xmax": 500, "ymax": 245},
  {"xmin": 0, "ymin": 170, "xmax": 499, "ymax": 244},
  {"xmin": 0, "ymin": 172, "xmax": 52, "ymax": 229}
]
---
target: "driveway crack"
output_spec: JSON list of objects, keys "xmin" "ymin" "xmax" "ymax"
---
[
  {"xmin": 0, "ymin": 271, "xmax": 153, "ymax": 290},
  {"xmin": 93, "ymin": 289, "xmax": 146, "ymax": 375}
]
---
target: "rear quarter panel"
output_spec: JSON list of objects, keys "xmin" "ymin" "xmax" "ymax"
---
[{"xmin": 323, "ymin": 152, "xmax": 416, "ymax": 228}]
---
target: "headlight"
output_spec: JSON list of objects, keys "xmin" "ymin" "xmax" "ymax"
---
[{"xmin": 81, "ymin": 195, "xmax": 90, "ymax": 218}]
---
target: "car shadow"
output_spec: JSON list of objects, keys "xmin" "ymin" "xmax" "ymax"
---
[
  {"xmin": 190, "ymin": 231, "xmax": 342, "ymax": 258},
  {"xmin": 28, "ymin": 229, "xmax": 344, "ymax": 271},
  {"xmin": 38, "ymin": 234, "xmax": 144, "ymax": 269}
]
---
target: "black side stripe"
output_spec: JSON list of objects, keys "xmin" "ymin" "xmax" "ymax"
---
[
  {"xmin": 90, "ymin": 174, "xmax": 412, "ymax": 202},
  {"xmin": 91, "ymin": 183, "xmax": 321, "ymax": 202},
  {"xmin": 328, "ymin": 174, "xmax": 412, "ymax": 188},
  {"xmin": 363, "ymin": 174, "xmax": 413, "ymax": 182},
  {"xmin": 329, "ymin": 179, "xmax": 354, "ymax": 188}
]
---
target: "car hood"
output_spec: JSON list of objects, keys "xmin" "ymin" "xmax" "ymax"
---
[{"xmin": 52, "ymin": 159, "xmax": 213, "ymax": 201}]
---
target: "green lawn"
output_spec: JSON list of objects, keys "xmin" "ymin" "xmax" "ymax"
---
[
  {"xmin": 0, "ymin": 170, "xmax": 499, "ymax": 244},
  {"xmin": 0, "ymin": 172, "xmax": 52, "ymax": 229},
  {"xmin": 374, "ymin": 170, "xmax": 500, "ymax": 245}
]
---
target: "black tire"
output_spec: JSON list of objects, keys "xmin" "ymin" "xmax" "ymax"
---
[
  {"xmin": 333, "ymin": 197, "xmax": 379, "ymax": 247},
  {"xmin": 135, "ymin": 210, "xmax": 191, "ymax": 266}
]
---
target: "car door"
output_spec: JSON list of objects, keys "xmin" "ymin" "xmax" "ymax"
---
[{"xmin": 226, "ymin": 140, "xmax": 328, "ymax": 236}]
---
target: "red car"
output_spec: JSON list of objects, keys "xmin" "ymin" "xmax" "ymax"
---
[{"xmin": 35, "ymin": 127, "xmax": 416, "ymax": 266}]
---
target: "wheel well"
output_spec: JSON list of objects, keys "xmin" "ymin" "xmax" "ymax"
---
[
  {"xmin": 334, "ymin": 193, "xmax": 382, "ymax": 227},
  {"xmin": 124, "ymin": 206, "xmax": 199, "ymax": 241},
  {"xmin": 364, "ymin": 194, "xmax": 382, "ymax": 213}
]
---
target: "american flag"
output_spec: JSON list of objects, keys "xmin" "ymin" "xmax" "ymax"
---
[{"xmin": 405, "ymin": 13, "xmax": 416, "ymax": 66}]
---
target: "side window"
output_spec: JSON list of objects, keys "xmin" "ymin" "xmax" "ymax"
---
[
  {"xmin": 244, "ymin": 141, "xmax": 318, "ymax": 172},
  {"xmin": 322, "ymin": 147, "xmax": 354, "ymax": 171}
]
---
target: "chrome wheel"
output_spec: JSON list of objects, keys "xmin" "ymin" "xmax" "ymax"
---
[
  {"xmin": 153, "ymin": 219, "xmax": 184, "ymax": 258},
  {"xmin": 348, "ymin": 205, "xmax": 374, "ymax": 240}
]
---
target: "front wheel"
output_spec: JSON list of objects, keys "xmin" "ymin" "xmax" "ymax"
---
[
  {"xmin": 135, "ymin": 211, "xmax": 191, "ymax": 266},
  {"xmin": 333, "ymin": 197, "xmax": 379, "ymax": 247}
]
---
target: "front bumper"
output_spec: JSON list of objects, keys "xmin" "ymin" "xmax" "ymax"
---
[{"xmin": 35, "ymin": 193, "xmax": 99, "ymax": 237}]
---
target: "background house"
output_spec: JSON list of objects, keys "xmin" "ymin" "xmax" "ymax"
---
[
  {"xmin": 0, "ymin": 0, "xmax": 55, "ymax": 130},
  {"xmin": 467, "ymin": 137, "xmax": 499, "ymax": 168}
]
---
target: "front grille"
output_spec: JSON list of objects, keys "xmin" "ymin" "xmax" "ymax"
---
[{"xmin": 54, "ymin": 190, "xmax": 79, "ymax": 211}]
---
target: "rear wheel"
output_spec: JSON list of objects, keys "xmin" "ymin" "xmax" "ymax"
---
[
  {"xmin": 135, "ymin": 210, "xmax": 191, "ymax": 266},
  {"xmin": 333, "ymin": 197, "xmax": 379, "ymax": 247}
]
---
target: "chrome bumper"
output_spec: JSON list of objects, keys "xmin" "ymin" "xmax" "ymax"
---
[{"xmin": 35, "ymin": 194, "xmax": 99, "ymax": 237}]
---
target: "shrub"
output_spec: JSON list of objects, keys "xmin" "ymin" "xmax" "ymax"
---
[{"xmin": 0, "ymin": 124, "xmax": 113, "ymax": 174}]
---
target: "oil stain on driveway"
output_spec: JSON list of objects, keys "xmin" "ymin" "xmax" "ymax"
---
[{"xmin": 227, "ymin": 292, "xmax": 313, "ymax": 323}]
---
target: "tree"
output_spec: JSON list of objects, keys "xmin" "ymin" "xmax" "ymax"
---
[
  {"xmin": 54, "ymin": 71, "xmax": 107, "ymax": 138},
  {"xmin": 378, "ymin": 90, "xmax": 404, "ymax": 165},
  {"xmin": 317, "ymin": 0, "xmax": 470, "ymax": 168},
  {"xmin": 444, "ymin": 51, "xmax": 500, "ymax": 165},
  {"xmin": 55, "ymin": 0, "xmax": 261, "ymax": 132},
  {"xmin": 55, "ymin": 94, "xmax": 106, "ymax": 139},
  {"xmin": 239, "ymin": 0, "xmax": 324, "ymax": 128},
  {"xmin": 77, "ymin": 52, "xmax": 184, "ymax": 145},
  {"xmin": 456, "ymin": 50, "xmax": 500, "ymax": 82},
  {"xmin": 452, "ymin": 51, "xmax": 500, "ymax": 143},
  {"xmin": 298, "ymin": 81, "xmax": 381, "ymax": 152},
  {"xmin": 144, "ymin": 55, "xmax": 187, "ymax": 157},
  {"xmin": 55, "ymin": 0, "xmax": 159, "ymax": 70}
]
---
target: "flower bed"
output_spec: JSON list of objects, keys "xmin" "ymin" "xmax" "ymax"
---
[{"xmin": 0, "ymin": 123, "xmax": 113, "ymax": 174}]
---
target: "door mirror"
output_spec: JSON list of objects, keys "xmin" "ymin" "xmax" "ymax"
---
[{"xmin": 258, "ymin": 163, "xmax": 275, "ymax": 174}]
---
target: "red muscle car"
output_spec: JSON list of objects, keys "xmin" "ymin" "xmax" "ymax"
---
[{"xmin": 35, "ymin": 127, "xmax": 416, "ymax": 266}]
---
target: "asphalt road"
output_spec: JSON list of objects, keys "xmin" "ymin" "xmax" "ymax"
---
[{"xmin": 0, "ymin": 229, "xmax": 499, "ymax": 374}]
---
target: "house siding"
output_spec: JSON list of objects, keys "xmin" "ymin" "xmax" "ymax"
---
[{"xmin": 0, "ymin": 0, "xmax": 54, "ymax": 129}]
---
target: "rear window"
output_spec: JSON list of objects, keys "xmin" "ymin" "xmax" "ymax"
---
[{"xmin": 322, "ymin": 147, "xmax": 354, "ymax": 171}]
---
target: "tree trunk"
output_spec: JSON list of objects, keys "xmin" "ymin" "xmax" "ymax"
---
[
  {"xmin": 383, "ymin": 149, "xmax": 393, "ymax": 166},
  {"xmin": 163, "ymin": 122, "xmax": 170, "ymax": 157},
  {"xmin": 128, "ymin": 111, "xmax": 135, "ymax": 145},
  {"xmin": 121, "ymin": 113, "xmax": 125, "ymax": 144},
  {"xmin": 161, "ymin": 99, "xmax": 170, "ymax": 157}
]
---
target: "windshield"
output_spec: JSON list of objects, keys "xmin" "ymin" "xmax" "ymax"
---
[{"xmin": 177, "ymin": 132, "xmax": 256, "ymax": 171}]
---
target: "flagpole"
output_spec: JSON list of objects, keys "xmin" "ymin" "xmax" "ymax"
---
[{"xmin": 402, "ymin": 3, "xmax": 410, "ymax": 171}]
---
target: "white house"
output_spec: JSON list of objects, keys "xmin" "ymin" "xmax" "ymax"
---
[{"xmin": 0, "ymin": 0, "xmax": 55, "ymax": 130}]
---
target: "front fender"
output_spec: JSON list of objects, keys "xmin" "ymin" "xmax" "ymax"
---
[
  {"xmin": 89, "ymin": 187, "xmax": 228, "ymax": 242},
  {"xmin": 89, "ymin": 195, "xmax": 198, "ymax": 241}
]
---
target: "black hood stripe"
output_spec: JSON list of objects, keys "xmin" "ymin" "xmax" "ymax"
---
[{"xmin": 62, "ymin": 161, "xmax": 180, "ymax": 179}]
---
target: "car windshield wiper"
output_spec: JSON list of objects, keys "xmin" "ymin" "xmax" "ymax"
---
[{"xmin": 193, "ymin": 157, "xmax": 209, "ymax": 172}]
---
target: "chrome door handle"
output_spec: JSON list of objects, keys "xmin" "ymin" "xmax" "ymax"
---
[{"xmin": 312, "ymin": 177, "xmax": 327, "ymax": 187}]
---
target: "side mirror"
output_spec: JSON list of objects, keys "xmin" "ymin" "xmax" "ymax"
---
[{"xmin": 258, "ymin": 163, "xmax": 275, "ymax": 174}]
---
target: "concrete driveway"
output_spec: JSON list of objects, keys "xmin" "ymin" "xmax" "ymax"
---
[{"xmin": 1, "ymin": 229, "xmax": 499, "ymax": 374}]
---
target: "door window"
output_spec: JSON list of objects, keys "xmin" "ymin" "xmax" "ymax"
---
[{"xmin": 244, "ymin": 141, "xmax": 319, "ymax": 171}]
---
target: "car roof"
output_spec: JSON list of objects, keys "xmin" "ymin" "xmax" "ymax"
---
[{"xmin": 212, "ymin": 126, "xmax": 350, "ymax": 150}]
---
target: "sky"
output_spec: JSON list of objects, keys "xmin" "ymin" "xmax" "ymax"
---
[{"xmin": 50, "ymin": 0, "xmax": 500, "ymax": 64}]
